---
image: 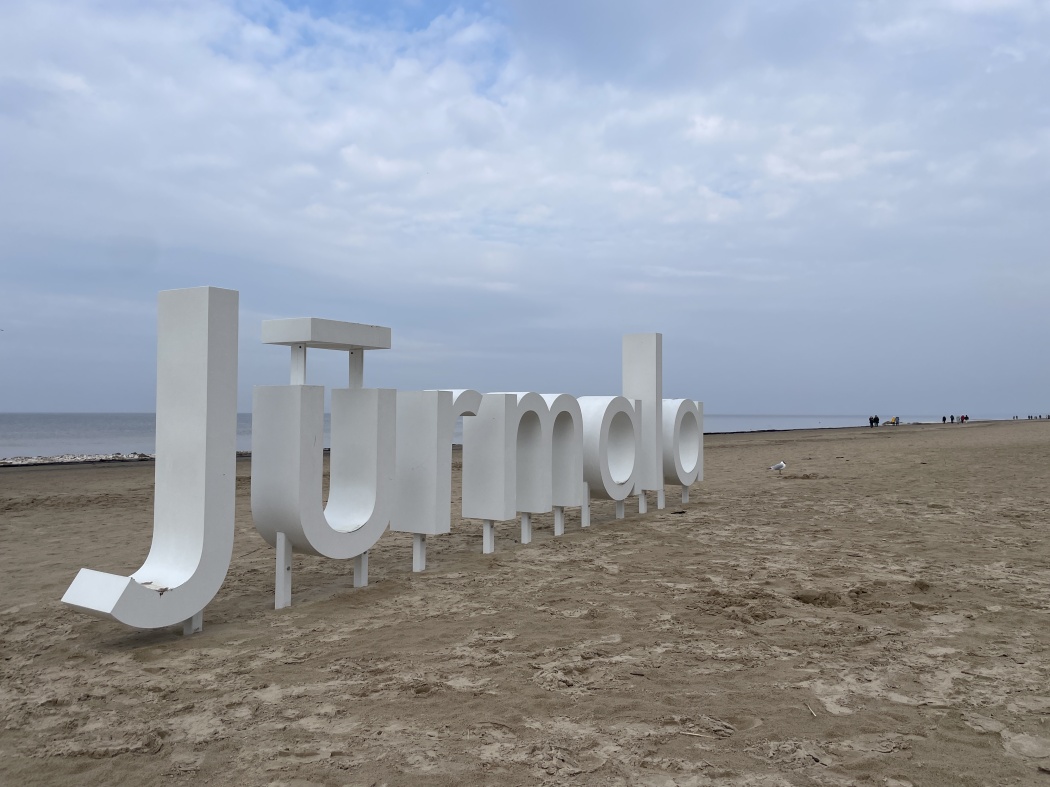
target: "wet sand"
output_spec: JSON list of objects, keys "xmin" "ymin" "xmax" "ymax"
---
[{"xmin": 2, "ymin": 419, "xmax": 1049, "ymax": 786}]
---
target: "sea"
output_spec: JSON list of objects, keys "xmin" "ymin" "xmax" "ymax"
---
[{"xmin": 0, "ymin": 412, "xmax": 1003, "ymax": 462}]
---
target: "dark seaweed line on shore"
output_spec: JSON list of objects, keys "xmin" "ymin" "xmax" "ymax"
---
[{"xmin": 0, "ymin": 423, "xmax": 912, "ymax": 467}]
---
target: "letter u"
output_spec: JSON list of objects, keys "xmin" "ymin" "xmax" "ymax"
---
[{"xmin": 251, "ymin": 385, "xmax": 396, "ymax": 560}]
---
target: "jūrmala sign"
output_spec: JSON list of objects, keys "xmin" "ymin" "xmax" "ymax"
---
[{"xmin": 61, "ymin": 287, "xmax": 704, "ymax": 635}]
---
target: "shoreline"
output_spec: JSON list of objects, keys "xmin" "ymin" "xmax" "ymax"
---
[
  {"xmin": 0, "ymin": 450, "xmax": 255, "ymax": 468},
  {"xmin": 0, "ymin": 419, "xmax": 1023, "ymax": 467}
]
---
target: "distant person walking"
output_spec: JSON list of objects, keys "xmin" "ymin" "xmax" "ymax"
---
[
  {"xmin": 869, "ymin": 416, "xmax": 874, "ymax": 428},
  {"xmin": 950, "ymin": 415, "xmax": 955, "ymax": 424},
  {"xmin": 942, "ymin": 416, "xmax": 947, "ymax": 424},
  {"xmin": 874, "ymin": 415, "xmax": 880, "ymax": 427}
]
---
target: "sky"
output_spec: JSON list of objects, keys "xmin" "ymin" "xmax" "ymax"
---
[{"xmin": 1, "ymin": 0, "xmax": 1047, "ymax": 416}]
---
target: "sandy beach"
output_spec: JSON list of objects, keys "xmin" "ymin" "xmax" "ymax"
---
[{"xmin": 2, "ymin": 419, "xmax": 1049, "ymax": 786}]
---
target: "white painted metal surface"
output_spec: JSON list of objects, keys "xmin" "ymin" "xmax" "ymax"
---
[{"xmin": 61, "ymin": 287, "xmax": 239, "ymax": 631}]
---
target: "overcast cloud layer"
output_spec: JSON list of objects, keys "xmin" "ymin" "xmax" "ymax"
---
[{"xmin": 1, "ymin": 0, "xmax": 1047, "ymax": 416}]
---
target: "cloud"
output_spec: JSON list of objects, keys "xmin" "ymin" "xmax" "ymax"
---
[{"xmin": 0, "ymin": 0, "xmax": 1048, "ymax": 414}]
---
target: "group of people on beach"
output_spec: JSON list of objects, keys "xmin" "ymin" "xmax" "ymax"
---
[
  {"xmin": 869, "ymin": 415, "xmax": 974, "ymax": 428},
  {"xmin": 867, "ymin": 415, "xmax": 901, "ymax": 427}
]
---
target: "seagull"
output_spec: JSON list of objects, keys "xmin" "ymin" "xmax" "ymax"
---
[{"xmin": 769, "ymin": 460, "xmax": 786, "ymax": 475}]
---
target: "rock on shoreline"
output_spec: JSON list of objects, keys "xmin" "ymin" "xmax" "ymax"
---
[
  {"xmin": 0, "ymin": 452, "xmax": 156, "ymax": 467},
  {"xmin": 0, "ymin": 451, "xmax": 255, "ymax": 467}
]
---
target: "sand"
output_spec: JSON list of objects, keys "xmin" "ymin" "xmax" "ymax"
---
[{"xmin": 2, "ymin": 419, "xmax": 1050, "ymax": 786}]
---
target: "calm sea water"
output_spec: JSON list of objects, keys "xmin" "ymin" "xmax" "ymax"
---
[
  {"xmin": 0, "ymin": 412, "xmax": 988, "ymax": 460},
  {"xmin": 0, "ymin": 413, "xmax": 257, "ymax": 459}
]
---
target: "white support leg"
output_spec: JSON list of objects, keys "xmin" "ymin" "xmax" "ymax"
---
[
  {"xmin": 581, "ymin": 483, "xmax": 590, "ymax": 528},
  {"xmin": 412, "ymin": 534, "xmax": 426, "ymax": 573},
  {"xmin": 682, "ymin": 486, "xmax": 689, "ymax": 504},
  {"xmin": 638, "ymin": 492, "xmax": 647, "ymax": 514},
  {"xmin": 615, "ymin": 500, "xmax": 625, "ymax": 519},
  {"xmin": 183, "ymin": 610, "xmax": 203, "ymax": 636},
  {"xmin": 348, "ymin": 349, "xmax": 363, "ymax": 389},
  {"xmin": 554, "ymin": 506, "xmax": 565, "ymax": 537},
  {"xmin": 521, "ymin": 512, "xmax": 532, "ymax": 544},
  {"xmin": 276, "ymin": 531, "xmax": 292, "ymax": 610},
  {"xmin": 483, "ymin": 520, "xmax": 495, "ymax": 554},
  {"xmin": 290, "ymin": 344, "xmax": 307, "ymax": 385},
  {"xmin": 657, "ymin": 489, "xmax": 666, "ymax": 510},
  {"xmin": 353, "ymin": 551, "xmax": 369, "ymax": 588}
]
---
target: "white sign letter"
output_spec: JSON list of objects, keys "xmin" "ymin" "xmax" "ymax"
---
[{"xmin": 62, "ymin": 287, "xmax": 239, "ymax": 633}]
